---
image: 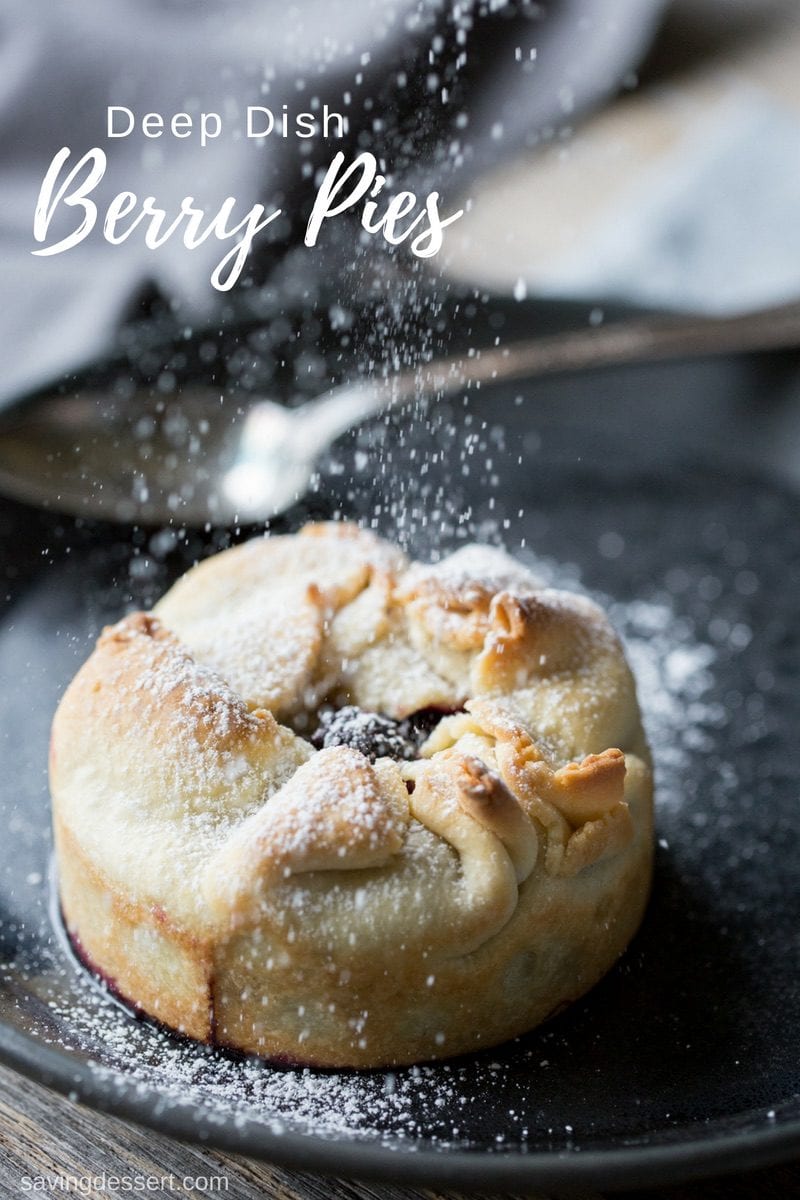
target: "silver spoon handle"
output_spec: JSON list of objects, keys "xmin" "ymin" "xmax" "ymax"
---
[
  {"xmin": 404, "ymin": 298, "xmax": 800, "ymax": 395},
  {"xmin": 296, "ymin": 297, "xmax": 800, "ymax": 447}
]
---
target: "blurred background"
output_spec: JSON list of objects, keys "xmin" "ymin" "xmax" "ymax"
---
[
  {"xmin": 3, "ymin": 0, "xmax": 800, "ymax": 408},
  {"xmin": 3, "ymin": 0, "xmax": 800, "ymax": 529},
  {"xmin": 447, "ymin": 0, "xmax": 800, "ymax": 315}
]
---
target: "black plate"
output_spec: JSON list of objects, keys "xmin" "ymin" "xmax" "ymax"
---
[{"xmin": 1, "ymin": 347, "xmax": 799, "ymax": 1191}]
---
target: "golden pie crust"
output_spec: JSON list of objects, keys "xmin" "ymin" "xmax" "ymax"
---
[{"xmin": 50, "ymin": 522, "xmax": 653, "ymax": 1067}]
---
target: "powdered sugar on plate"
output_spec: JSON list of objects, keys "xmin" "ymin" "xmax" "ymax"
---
[{"xmin": 616, "ymin": 599, "xmax": 720, "ymax": 812}]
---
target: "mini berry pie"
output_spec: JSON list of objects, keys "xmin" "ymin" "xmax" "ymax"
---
[{"xmin": 50, "ymin": 523, "xmax": 653, "ymax": 1067}]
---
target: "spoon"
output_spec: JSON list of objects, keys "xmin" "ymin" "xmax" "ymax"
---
[{"xmin": 1, "ymin": 298, "xmax": 800, "ymax": 526}]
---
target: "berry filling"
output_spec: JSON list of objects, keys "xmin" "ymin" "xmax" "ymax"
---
[{"xmin": 311, "ymin": 705, "xmax": 462, "ymax": 763}]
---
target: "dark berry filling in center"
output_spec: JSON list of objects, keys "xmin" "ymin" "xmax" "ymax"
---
[{"xmin": 311, "ymin": 705, "xmax": 461, "ymax": 763}]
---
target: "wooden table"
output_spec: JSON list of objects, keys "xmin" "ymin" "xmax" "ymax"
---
[{"xmin": 0, "ymin": 1062, "xmax": 796, "ymax": 1199}]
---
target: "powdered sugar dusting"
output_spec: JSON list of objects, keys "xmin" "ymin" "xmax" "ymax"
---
[
  {"xmin": 263, "ymin": 747, "xmax": 401, "ymax": 865},
  {"xmin": 38, "ymin": 580, "xmax": 722, "ymax": 1147},
  {"xmin": 44, "ymin": 956, "xmax": 527, "ymax": 1148},
  {"xmin": 127, "ymin": 619, "xmax": 258, "ymax": 745},
  {"xmin": 161, "ymin": 587, "xmax": 321, "ymax": 716},
  {"xmin": 406, "ymin": 543, "xmax": 541, "ymax": 600}
]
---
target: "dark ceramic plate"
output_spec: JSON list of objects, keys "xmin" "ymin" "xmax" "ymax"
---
[{"xmin": 1, "ymin": 344, "xmax": 799, "ymax": 1191}]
